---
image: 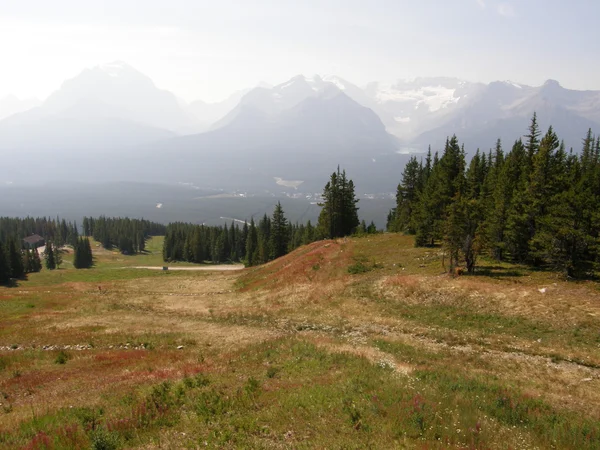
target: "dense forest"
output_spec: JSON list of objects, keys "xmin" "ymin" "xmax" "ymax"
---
[
  {"xmin": 164, "ymin": 168, "xmax": 376, "ymax": 267},
  {"xmin": 388, "ymin": 114, "xmax": 600, "ymax": 278},
  {"xmin": 0, "ymin": 216, "xmax": 79, "ymax": 246},
  {"xmin": 163, "ymin": 205, "xmax": 318, "ymax": 266},
  {"xmin": 82, "ymin": 216, "xmax": 166, "ymax": 254},
  {"xmin": 0, "ymin": 216, "xmax": 77, "ymax": 283}
]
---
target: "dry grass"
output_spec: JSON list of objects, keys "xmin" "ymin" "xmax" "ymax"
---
[{"xmin": 1, "ymin": 234, "xmax": 600, "ymax": 448}]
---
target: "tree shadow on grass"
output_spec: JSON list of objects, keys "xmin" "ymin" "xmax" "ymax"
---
[
  {"xmin": 472, "ymin": 264, "xmax": 599, "ymax": 282},
  {"xmin": 470, "ymin": 265, "xmax": 525, "ymax": 278},
  {"xmin": 2, "ymin": 276, "xmax": 27, "ymax": 288}
]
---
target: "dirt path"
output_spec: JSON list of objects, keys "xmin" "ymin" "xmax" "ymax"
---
[{"xmin": 127, "ymin": 265, "xmax": 245, "ymax": 271}]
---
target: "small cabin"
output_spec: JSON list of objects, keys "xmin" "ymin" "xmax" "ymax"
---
[{"xmin": 22, "ymin": 234, "xmax": 45, "ymax": 249}]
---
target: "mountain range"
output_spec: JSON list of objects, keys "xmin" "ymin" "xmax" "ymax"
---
[{"xmin": 1, "ymin": 62, "xmax": 599, "ymax": 192}]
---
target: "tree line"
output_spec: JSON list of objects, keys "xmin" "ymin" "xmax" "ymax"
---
[
  {"xmin": 82, "ymin": 216, "xmax": 166, "ymax": 254},
  {"xmin": 162, "ymin": 204, "xmax": 316, "ymax": 266},
  {"xmin": 0, "ymin": 216, "xmax": 79, "ymax": 247},
  {"xmin": 164, "ymin": 168, "xmax": 375, "ymax": 267},
  {"xmin": 388, "ymin": 113, "xmax": 600, "ymax": 278},
  {"xmin": 0, "ymin": 216, "xmax": 80, "ymax": 284},
  {"xmin": 0, "ymin": 241, "xmax": 42, "ymax": 284},
  {"xmin": 1, "ymin": 168, "xmax": 375, "ymax": 283}
]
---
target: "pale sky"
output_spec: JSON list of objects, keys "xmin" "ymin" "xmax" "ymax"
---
[{"xmin": 1, "ymin": 0, "xmax": 599, "ymax": 103}]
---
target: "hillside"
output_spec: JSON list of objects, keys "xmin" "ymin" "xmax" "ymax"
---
[{"xmin": 1, "ymin": 234, "xmax": 599, "ymax": 448}]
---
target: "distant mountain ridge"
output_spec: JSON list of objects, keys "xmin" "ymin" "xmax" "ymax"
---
[
  {"xmin": 407, "ymin": 79, "xmax": 600, "ymax": 152},
  {"xmin": 132, "ymin": 83, "xmax": 404, "ymax": 193},
  {"xmin": 1, "ymin": 63, "xmax": 599, "ymax": 190}
]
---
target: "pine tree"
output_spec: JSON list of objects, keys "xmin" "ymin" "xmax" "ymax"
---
[
  {"xmin": 504, "ymin": 120, "xmax": 546, "ymax": 263},
  {"xmin": 391, "ymin": 156, "xmax": 421, "ymax": 233},
  {"xmin": 270, "ymin": 202, "xmax": 289, "ymax": 259},
  {"xmin": 83, "ymin": 217, "xmax": 91, "ymax": 236},
  {"xmin": 317, "ymin": 167, "xmax": 360, "ymax": 239},
  {"xmin": 7, "ymin": 240, "xmax": 24, "ymax": 279},
  {"xmin": 525, "ymin": 112, "xmax": 541, "ymax": 174},
  {"xmin": 74, "ymin": 237, "xmax": 93, "ymax": 269},
  {"xmin": 23, "ymin": 249, "xmax": 32, "ymax": 274},
  {"xmin": 444, "ymin": 192, "xmax": 468, "ymax": 272},
  {"xmin": 303, "ymin": 220, "xmax": 315, "ymax": 245},
  {"xmin": 44, "ymin": 241, "xmax": 56, "ymax": 270},
  {"xmin": 487, "ymin": 140, "xmax": 524, "ymax": 260},
  {"xmin": 32, "ymin": 247, "xmax": 42, "ymax": 272},
  {"xmin": 54, "ymin": 244, "xmax": 63, "ymax": 269},
  {"xmin": 0, "ymin": 242, "xmax": 12, "ymax": 284},
  {"xmin": 211, "ymin": 230, "xmax": 227, "ymax": 263},
  {"xmin": 414, "ymin": 136, "xmax": 464, "ymax": 247},
  {"xmin": 239, "ymin": 222, "xmax": 248, "ymax": 261},
  {"xmin": 84, "ymin": 238, "xmax": 94, "ymax": 268},
  {"xmin": 245, "ymin": 219, "xmax": 258, "ymax": 267},
  {"xmin": 367, "ymin": 221, "xmax": 377, "ymax": 234}
]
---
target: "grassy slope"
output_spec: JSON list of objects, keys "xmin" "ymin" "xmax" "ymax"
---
[{"xmin": 0, "ymin": 235, "xmax": 599, "ymax": 449}]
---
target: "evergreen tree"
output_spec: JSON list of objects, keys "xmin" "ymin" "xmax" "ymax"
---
[
  {"xmin": 414, "ymin": 136, "xmax": 464, "ymax": 246},
  {"xmin": 391, "ymin": 116, "xmax": 599, "ymax": 278},
  {"xmin": 74, "ymin": 237, "xmax": 93, "ymax": 269},
  {"xmin": 32, "ymin": 247, "xmax": 42, "ymax": 272},
  {"xmin": 44, "ymin": 241, "xmax": 56, "ymax": 270},
  {"xmin": 0, "ymin": 242, "xmax": 10, "ymax": 285},
  {"xmin": 54, "ymin": 244, "xmax": 63, "ymax": 269},
  {"xmin": 245, "ymin": 219, "xmax": 258, "ymax": 267},
  {"xmin": 82, "ymin": 217, "xmax": 91, "ymax": 237},
  {"xmin": 488, "ymin": 141, "xmax": 519, "ymax": 259},
  {"xmin": 254, "ymin": 214, "xmax": 271, "ymax": 265},
  {"xmin": 270, "ymin": 202, "xmax": 290, "ymax": 259},
  {"xmin": 303, "ymin": 220, "xmax": 315, "ymax": 245},
  {"xmin": 524, "ymin": 112, "xmax": 541, "ymax": 173},
  {"xmin": 317, "ymin": 167, "xmax": 360, "ymax": 239},
  {"xmin": 390, "ymin": 156, "xmax": 421, "ymax": 233},
  {"xmin": 23, "ymin": 249, "xmax": 32, "ymax": 274}
]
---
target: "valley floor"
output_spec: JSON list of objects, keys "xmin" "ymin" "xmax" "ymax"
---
[{"xmin": 1, "ymin": 235, "xmax": 599, "ymax": 449}]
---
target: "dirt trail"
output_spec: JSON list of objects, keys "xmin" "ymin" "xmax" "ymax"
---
[{"xmin": 127, "ymin": 265, "xmax": 244, "ymax": 271}]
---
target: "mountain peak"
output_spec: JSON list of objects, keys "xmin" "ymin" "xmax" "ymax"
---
[
  {"xmin": 543, "ymin": 79, "xmax": 561, "ymax": 88},
  {"xmin": 98, "ymin": 61, "xmax": 138, "ymax": 78},
  {"xmin": 277, "ymin": 74, "xmax": 325, "ymax": 92}
]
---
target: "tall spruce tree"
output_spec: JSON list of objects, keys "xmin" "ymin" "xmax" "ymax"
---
[
  {"xmin": 415, "ymin": 136, "xmax": 464, "ymax": 247},
  {"xmin": 245, "ymin": 219, "xmax": 258, "ymax": 267},
  {"xmin": 32, "ymin": 247, "xmax": 42, "ymax": 272},
  {"xmin": 270, "ymin": 202, "xmax": 290, "ymax": 259},
  {"xmin": 486, "ymin": 140, "xmax": 525, "ymax": 260},
  {"xmin": 8, "ymin": 240, "xmax": 25, "ymax": 279},
  {"xmin": 317, "ymin": 167, "xmax": 359, "ymax": 239},
  {"xmin": 54, "ymin": 244, "xmax": 63, "ymax": 269},
  {"xmin": 390, "ymin": 156, "xmax": 421, "ymax": 233},
  {"xmin": 74, "ymin": 237, "xmax": 94, "ymax": 269},
  {"xmin": 0, "ymin": 242, "xmax": 11, "ymax": 284},
  {"xmin": 44, "ymin": 241, "xmax": 56, "ymax": 270}
]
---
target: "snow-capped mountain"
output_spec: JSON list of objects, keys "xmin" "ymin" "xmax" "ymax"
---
[
  {"xmin": 211, "ymin": 75, "xmax": 341, "ymax": 130},
  {"xmin": 0, "ymin": 95, "xmax": 40, "ymax": 121},
  {"xmin": 411, "ymin": 79, "xmax": 600, "ymax": 152},
  {"xmin": 360, "ymin": 78, "xmax": 485, "ymax": 140}
]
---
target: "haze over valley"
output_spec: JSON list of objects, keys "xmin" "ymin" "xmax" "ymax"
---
[{"xmin": 2, "ymin": 61, "xmax": 600, "ymax": 224}]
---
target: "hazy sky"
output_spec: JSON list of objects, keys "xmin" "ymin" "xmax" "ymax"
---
[{"xmin": 1, "ymin": 0, "xmax": 599, "ymax": 103}]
